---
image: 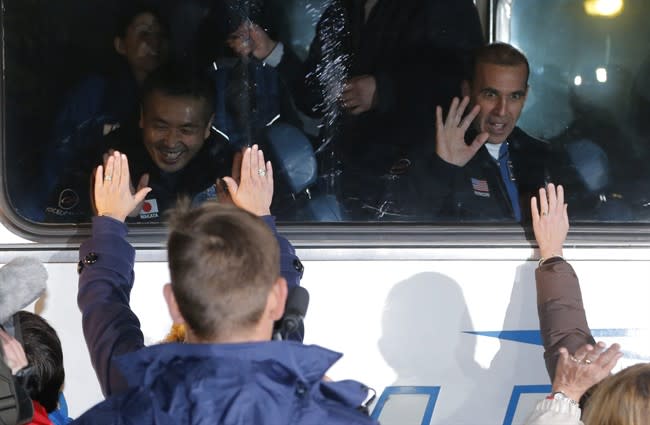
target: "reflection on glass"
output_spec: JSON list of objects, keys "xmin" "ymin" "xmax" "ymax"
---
[
  {"xmin": 4, "ymin": 0, "xmax": 487, "ymax": 225},
  {"xmin": 584, "ymin": 0, "xmax": 624, "ymax": 17},
  {"xmin": 15, "ymin": 1, "xmax": 650, "ymax": 225},
  {"xmin": 506, "ymin": 0, "xmax": 650, "ymax": 222}
]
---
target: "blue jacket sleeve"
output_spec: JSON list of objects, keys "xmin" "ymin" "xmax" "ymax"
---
[
  {"xmin": 77, "ymin": 216, "xmax": 144, "ymax": 398},
  {"xmin": 53, "ymin": 77, "xmax": 108, "ymax": 142},
  {"xmin": 261, "ymin": 215, "xmax": 303, "ymax": 290}
]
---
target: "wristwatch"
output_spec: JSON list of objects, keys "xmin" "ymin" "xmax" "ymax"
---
[{"xmin": 548, "ymin": 391, "xmax": 579, "ymax": 407}]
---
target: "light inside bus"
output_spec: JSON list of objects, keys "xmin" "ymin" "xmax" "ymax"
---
[
  {"xmin": 584, "ymin": 0, "xmax": 624, "ymax": 17},
  {"xmin": 596, "ymin": 67, "xmax": 608, "ymax": 83}
]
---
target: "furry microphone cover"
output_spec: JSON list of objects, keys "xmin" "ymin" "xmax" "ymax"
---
[{"xmin": 0, "ymin": 257, "xmax": 48, "ymax": 324}]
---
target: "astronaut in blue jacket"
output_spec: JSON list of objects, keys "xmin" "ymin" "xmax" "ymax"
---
[
  {"xmin": 42, "ymin": 2, "xmax": 169, "ymax": 214},
  {"xmin": 73, "ymin": 147, "xmax": 377, "ymax": 424}
]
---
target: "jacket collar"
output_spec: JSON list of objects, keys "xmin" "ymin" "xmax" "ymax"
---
[{"xmin": 116, "ymin": 341, "xmax": 342, "ymax": 388}]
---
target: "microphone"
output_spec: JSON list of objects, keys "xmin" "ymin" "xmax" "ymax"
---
[
  {"xmin": 0, "ymin": 257, "xmax": 48, "ymax": 325},
  {"xmin": 273, "ymin": 287, "xmax": 309, "ymax": 341}
]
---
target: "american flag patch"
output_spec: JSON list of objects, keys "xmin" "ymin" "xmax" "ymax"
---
[{"xmin": 471, "ymin": 178, "xmax": 490, "ymax": 197}]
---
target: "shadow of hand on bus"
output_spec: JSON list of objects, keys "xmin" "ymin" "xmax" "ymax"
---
[
  {"xmin": 491, "ymin": 262, "xmax": 548, "ymax": 380},
  {"xmin": 377, "ymin": 272, "xmax": 489, "ymax": 424},
  {"xmin": 375, "ymin": 263, "xmax": 550, "ymax": 424}
]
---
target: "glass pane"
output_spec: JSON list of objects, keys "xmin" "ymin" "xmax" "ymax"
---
[
  {"xmin": 4, "ymin": 1, "xmax": 491, "ymax": 225},
  {"xmin": 503, "ymin": 0, "xmax": 650, "ymax": 222}
]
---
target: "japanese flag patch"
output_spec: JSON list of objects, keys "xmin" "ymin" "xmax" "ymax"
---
[{"xmin": 139, "ymin": 199, "xmax": 159, "ymax": 219}]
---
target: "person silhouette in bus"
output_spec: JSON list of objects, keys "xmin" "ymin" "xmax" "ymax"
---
[
  {"xmin": 551, "ymin": 64, "xmax": 647, "ymax": 221},
  {"xmin": 225, "ymin": 0, "xmax": 484, "ymax": 219},
  {"xmin": 44, "ymin": 2, "xmax": 169, "ymax": 204},
  {"xmin": 44, "ymin": 65, "xmax": 234, "ymax": 223},
  {"xmin": 99, "ymin": 65, "xmax": 239, "ymax": 222},
  {"xmin": 43, "ymin": 1, "xmax": 169, "ymax": 221},
  {"xmin": 54, "ymin": 2, "xmax": 168, "ymax": 141},
  {"xmin": 414, "ymin": 42, "xmax": 552, "ymax": 222}
]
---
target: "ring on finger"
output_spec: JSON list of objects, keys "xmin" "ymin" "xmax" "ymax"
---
[
  {"xmin": 541, "ymin": 211, "xmax": 548, "ymax": 216},
  {"xmin": 570, "ymin": 355, "xmax": 580, "ymax": 363},
  {"xmin": 257, "ymin": 168, "xmax": 267, "ymax": 177},
  {"xmin": 104, "ymin": 174, "xmax": 113, "ymax": 182},
  {"xmin": 584, "ymin": 358, "xmax": 593, "ymax": 365}
]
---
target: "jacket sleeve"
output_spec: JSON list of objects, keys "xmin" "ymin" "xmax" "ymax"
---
[
  {"xmin": 412, "ymin": 153, "xmax": 467, "ymax": 219},
  {"xmin": 47, "ymin": 77, "xmax": 108, "ymax": 184},
  {"xmin": 77, "ymin": 216, "xmax": 144, "ymax": 397},
  {"xmin": 53, "ymin": 77, "xmax": 107, "ymax": 142},
  {"xmin": 276, "ymin": 32, "xmax": 327, "ymax": 118},
  {"xmin": 523, "ymin": 399, "xmax": 583, "ymax": 425},
  {"xmin": 536, "ymin": 259, "xmax": 595, "ymax": 381},
  {"xmin": 261, "ymin": 215, "xmax": 303, "ymax": 290}
]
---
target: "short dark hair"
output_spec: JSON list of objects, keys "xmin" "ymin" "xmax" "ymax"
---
[
  {"xmin": 141, "ymin": 65, "xmax": 215, "ymax": 122},
  {"xmin": 114, "ymin": 1, "xmax": 165, "ymax": 39},
  {"xmin": 469, "ymin": 42, "xmax": 530, "ymax": 85},
  {"xmin": 17, "ymin": 311, "xmax": 64, "ymax": 413},
  {"xmin": 166, "ymin": 201, "xmax": 280, "ymax": 340}
]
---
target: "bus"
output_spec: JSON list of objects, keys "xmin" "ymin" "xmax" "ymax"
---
[{"xmin": 1, "ymin": 0, "xmax": 649, "ymax": 423}]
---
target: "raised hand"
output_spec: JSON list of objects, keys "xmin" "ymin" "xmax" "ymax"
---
[
  {"xmin": 226, "ymin": 21, "xmax": 277, "ymax": 60},
  {"xmin": 94, "ymin": 151, "xmax": 151, "ymax": 222},
  {"xmin": 531, "ymin": 183, "xmax": 569, "ymax": 259},
  {"xmin": 216, "ymin": 150, "xmax": 243, "ymax": 205},
  {"xmin": 127, "ymin": 173, "xmax": 150, "ymax": 218},
  {"xmin": 222, "ymin": 145, "xmax": 273, "ymax": 216},
  {"xmin": 0, "ymin": 328, "xmax": 28, "ymax": 374},
  {"xmin": 435, "ymin": 96, "xmax": 488, "ymax": 167},
  {"xmin": 341, "ymin": 75, "xmax": 377, "ymax": 115},
  {"xmin": 552, "ymin": 342, "xmax": 622, "ymax": 403}
]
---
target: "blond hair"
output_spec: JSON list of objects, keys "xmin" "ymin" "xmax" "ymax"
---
[
  {"xmin": 583, "ymin": 363, "xmax": 650, "ymax": 425},
  {"xmin": 162, "ymin": 323, "xmax": 186, "ymax": 343}
]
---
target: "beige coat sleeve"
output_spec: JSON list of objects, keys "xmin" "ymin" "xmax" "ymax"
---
[
  {"xmin": 523, "ymin": 399, "xmax": 583, "ymax": 425},
  {"xmin": 536, "ymin": 259, "xmax": 596, "ymax": 381}
]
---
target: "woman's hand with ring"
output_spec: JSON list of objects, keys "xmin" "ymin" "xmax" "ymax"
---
[
  {"xmin": 223, "ymin": 145, "xmax": 273, "ymax": 216},
  {"xmin": 531, "ymin": 183, "xmax": 569, "ymax": 260},
  {"xmin": 94, "ymin": 151, "xmax": 151, "ymax": 222},
  {"xmin": 551, "ymin": 342, "xmax": 622, "ymax": 403}
]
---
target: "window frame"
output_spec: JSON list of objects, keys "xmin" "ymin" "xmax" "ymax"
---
[{"xmin": 3, "ymin": 0, "xmax": 650, "ymax": 251}]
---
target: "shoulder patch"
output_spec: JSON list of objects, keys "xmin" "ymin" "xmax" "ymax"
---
[
  {"xmin": 139, "ymin": 199, "xmax": 159, "ymax": 219},
  {"xmin": 471, "ymin": 178, "xmax": 490, "ymax": 198}
]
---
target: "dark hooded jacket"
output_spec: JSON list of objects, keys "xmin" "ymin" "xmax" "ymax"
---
[
  {"xmin": 72, "ymin": 342, "xmax": 377, "ymax": 425},
  {"xmin": 413, "ymin": 127, "xmax": 553, "ymax": 222},
  {"xmin": 277, "ymin": 0, "xmax": 484, "ymax": 172}
]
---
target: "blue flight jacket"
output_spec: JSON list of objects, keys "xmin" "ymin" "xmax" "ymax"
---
[
  {"xmin": 76, "ymin": 215, "xmax": 304, "ymax": 398},
  {"xmin": 72, "ymin": 341, "xmax": 377, "ymax": 425},
  {"xmin": 74, "ymin": 216, "xmax": 375, "ymax": 424}
]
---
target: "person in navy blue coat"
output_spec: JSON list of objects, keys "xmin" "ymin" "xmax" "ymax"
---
[{"xmin": 73, "ymin": 147, "xmax": 377, "ymax": 424}]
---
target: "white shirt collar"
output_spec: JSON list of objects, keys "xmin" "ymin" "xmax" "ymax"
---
[{"xmin": 485, "ymin": 142, "xmax": 504, "ymax": 161}]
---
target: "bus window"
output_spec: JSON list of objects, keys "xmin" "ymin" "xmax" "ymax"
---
[
  {"xmin": 3, "ymin": 0, "xmax": 650, "ymax": 234},
  {"xmin": 500, "ymin": 0, "xmax": 650, "ymax": 222}
]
